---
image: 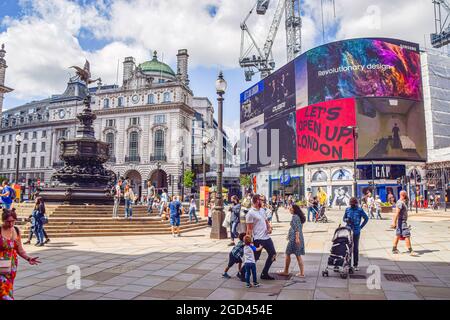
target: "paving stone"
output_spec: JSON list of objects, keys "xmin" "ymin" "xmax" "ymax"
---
[
  {"xmin": 84, "ymin": 285, "xmax": 119, "ymax": 294},
  {"xmin": 62, "ymin": 291, "xmax": 105, "ymax": 300},
  {"xmin": 206, "ymin": 288, "xmax": 247, "ymax": 300},
  {"xmin": 139, "ymin": 289, "xmax": 177, "ymax": 299},
  {"xmin": 314, "ymin": 288, "xmax": 351, "ymax": 300},
  {"xmin": 102, "ymin": 290, "xmax": 142, "ymax": 300},
  {"xmin": 277, "ymin": 289, "xmax": 314, "ymax": 300},
  {"xmin": 415, "ymin": 286, "xmax": 450, "ymax": 299},
  {"xmin": 131, "ymin": 276, "xmax": 168, "ymax": 287},
  {"xmin": 384, "ymin": 291, "xmax": 422, "ymax": 300},
  {"xmin": 152, "ymin": 280, "xmax": 191, "ymax": 291}
]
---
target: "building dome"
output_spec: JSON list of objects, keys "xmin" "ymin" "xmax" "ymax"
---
[{"xmin": 139, "ymin": 51, "xmax": 176, "ymax": 79}]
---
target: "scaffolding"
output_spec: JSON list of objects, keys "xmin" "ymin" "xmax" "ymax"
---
[{"xmin": 425, "ymin": 161, "xmax": 450, "ymax": 210}]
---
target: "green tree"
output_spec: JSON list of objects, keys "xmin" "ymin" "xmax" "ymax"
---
[
  {"xmin": 240, "ymin": 174, "xmax": 252, "ymax": 188},
  {"xmin": 183, "ymin": 170, "xmax": 196, "ymax": 189}
]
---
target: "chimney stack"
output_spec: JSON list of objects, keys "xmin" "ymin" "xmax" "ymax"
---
[
  {"xmin": 177, "ymin": 49, "xmax": 189, "ymax": 87},
  {"xmin": 122, "ymin": 56, "xmax": 135, "ymax": 86}
]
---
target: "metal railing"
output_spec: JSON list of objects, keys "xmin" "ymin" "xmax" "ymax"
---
[
  {"xmin": 125, "ymin": 156, "xmax": 141, "ymax": 163},
  {"xmin": 150, "ymin": 154, "xmax": 167, "ymax": 162}
]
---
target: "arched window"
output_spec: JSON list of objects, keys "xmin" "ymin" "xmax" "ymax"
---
[
  {"xmin": 332, "ymin": 169, "xmax": 352, "ymax": 181},
  {"xmin": 163, "ymin": 92, "xmax": 171, "ymax": 103},
  {"xmin": 312, "ymin": 170, "xmax": 328, "ymax": 182},
  {"xmin": 154, "ymin": 129, "xmax": 165, "ymax": 159},
  {"xmin": 106, "ymin": 132, "xmax": 115, "ymax": 158},
  {"xmin": 103, "ymin": 99, "xmax": 110, "ymax": 109},
  {"xmin": 148, "ymin": 94, "xmax": 155, "ymax": 104},
  {"xmin": 129, "ymin": 132, "xmax": 139, "ymax": 159}
]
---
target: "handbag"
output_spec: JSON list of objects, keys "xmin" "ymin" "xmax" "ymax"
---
[
  {"xmin": 41, "ymin": 215, "xmax": 49, "ymax": 225},
  {"xmin": 0, "ymin": 258, "xmax": 12, "ymax": 275},
  {"xmin": 223, "ymin": 211, "xmax": 231, "ymax": 228}
]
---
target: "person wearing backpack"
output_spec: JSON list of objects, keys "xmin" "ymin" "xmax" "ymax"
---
[
  {"xmin": 343, "ymin": 197, "xmax": 369, "ymax": 271},
  {"xmin": 0, "ymin": 181, "xmax": 15, "ymax": 210}
]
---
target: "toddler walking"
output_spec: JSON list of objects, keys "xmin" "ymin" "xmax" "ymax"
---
[{"xmin": 243, "ymin": 235, "xmax": 263, "ymax": 288}]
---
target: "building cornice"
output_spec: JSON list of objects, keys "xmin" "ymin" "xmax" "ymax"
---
[
  {"xmin": 0, "ymin": 84, "xmax": 13, "ymax": 93},
  {"xmin": 95, "ymin": 103, "xmax": 195, "ymax": 117},
  {"xmin": 0, "ymin": 119, "xmax": 77, "ymax": 134}
]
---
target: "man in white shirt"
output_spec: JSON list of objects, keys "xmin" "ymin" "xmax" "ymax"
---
[
  {"xmin": 367, "ymin": 192, "xmax": 375, "ymax": 219},
  {"xmin": 112, "ymin": 179, "xmax": 123, "ymax": 219},
  {"xmin": 246, "ymin": 194, "xmax": 276, "ymax": 280}
]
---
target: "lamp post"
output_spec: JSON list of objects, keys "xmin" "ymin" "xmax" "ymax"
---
[
  {"xmin": 202, "ymin": 136, "xmax": 212, "ymax": 187},
  {"xmin": 15, "ymin": 131, "xmax": 23, "ymax": 187},
  {"xmin": 156, "ymin": 161, "xmax": 161, "ymax": 194},
  {"xmin": 347, "ymin": 126, "xmax": 358, "ymax": 199},
  {"xmin": 211, "ymin": 71, "xmax": 228, "ymax": 240},
  {"xmin": 279, "ymin": 156, "xmax": 288, "ymax": 201},
  {"xmin": 180, "ymin": 159, "xmax": 185, "ymax": 201}
]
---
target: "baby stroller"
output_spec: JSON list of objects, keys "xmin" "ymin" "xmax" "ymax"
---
[
  {"xmin": 322, "ymin": 225, "xmax": 353, "ymax": 279},
  {"xmin": 313, "ymin": 205, "xmax": 328, "ymax": 223}
]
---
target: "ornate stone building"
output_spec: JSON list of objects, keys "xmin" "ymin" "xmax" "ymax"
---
[{"xmin": 0, "ymin": 46, "xmax": 233, "ymax": 200}]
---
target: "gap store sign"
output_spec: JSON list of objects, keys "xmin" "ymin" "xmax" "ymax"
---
[{"xmin": 357, "ymin": 164, "xmax": 406, "ymax": 180}]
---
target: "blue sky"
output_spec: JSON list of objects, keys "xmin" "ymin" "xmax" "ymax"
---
[{"xmin": 0, "ymin": 0, "xmax": 437, "ymax": 142}]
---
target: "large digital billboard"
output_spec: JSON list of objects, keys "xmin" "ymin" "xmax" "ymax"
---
[
  {"xmin": 355, "ymin": 97, "xmax": 426, "ymax": 161},
  {"xmin": 296, "ymin": 98, "xmax": 356, "ymax": 165},
  {"xmin": 240, "ymin": 37, "xmax": 426, "ymax": 171},
  {"xmin": 307, "ymin": 38, "xmax": 422, "ymax": 104}
]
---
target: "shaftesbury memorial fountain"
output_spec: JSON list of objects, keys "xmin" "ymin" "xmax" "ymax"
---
[{"xmin": 40, "ymin": 61, "xmax": 116, "ymax": 204}]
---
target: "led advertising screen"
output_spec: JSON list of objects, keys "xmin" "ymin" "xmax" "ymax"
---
[
  {"xmin": 356, "ymin": 97, "xmax": 426, "ymax": 161},
  {"xmin": 240, "ymin": 37, "xmax": 426, "ymax": 170},
  {"xmin": 307, "ymin": 38, "xmax": 422, "ymax": 104},
  {"xmin": 296, "ymin": 98, "xmax": 356, "ymax": 165}
]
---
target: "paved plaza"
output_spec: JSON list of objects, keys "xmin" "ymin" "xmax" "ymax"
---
[{"xmin": 13, "ymin": 208, "xmax": 450, "ymax": 300}]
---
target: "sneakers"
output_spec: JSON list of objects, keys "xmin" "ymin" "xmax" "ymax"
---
[
  {"xmin": 260, "ymin": 274, "xmax": 275, "ymax": 280},
  {"xmin": 408, "ymin": 249, "xmax": 418, "ymax": 256},
  {"xmin": 353, "ymin": 266, "xmax": 360, "ymax": 272},
  {"xmin": 253, "ymin": 282, "xmax": 260, "ymax": 287},
  {"xmin": 222, "ymin": 273, "xmax": 231, "ymax": 279},
  {"xmin": 246, "ymin": 283, "xmax": 251, "ymax": 288},
  {"xmin": 45, "ymin": 238, "xmax": 50, "ymax": 244},
  {"xmin": 24, "ymin": 240, "xmax": 31, "ymax": 245},
  {"xmin": 392, "ymin": 248, "xmax": 400, "ymax": 254}
]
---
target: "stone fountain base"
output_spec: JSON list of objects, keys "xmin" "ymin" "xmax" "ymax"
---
[{"xmin": 38, "ymin": 187, "xmax": 113, "ymax": 205}]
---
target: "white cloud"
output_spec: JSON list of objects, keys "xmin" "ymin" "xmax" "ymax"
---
[{"xmin": 0, "ymin": 0, "xmax": 440, "ymax": 106}]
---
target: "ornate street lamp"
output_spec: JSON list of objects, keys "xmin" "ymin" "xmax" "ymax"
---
[
  {"xmin": 202, "ymin": 136, "xmax": 213, "ymax": 188},
  {"xmin": 15, "ymin": 131, "xmax": 23, "ymax": 186},
  {"xmin": 347, "ymin": 126, "xmax": 358, "ymax": 198},
  {"xmin": 211, "ymin": 71, "xmax": 228, "ymax": 240}
]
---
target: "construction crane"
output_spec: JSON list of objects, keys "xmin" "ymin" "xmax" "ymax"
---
[
  {"xmin": 239, "ymin": 0, "xmax": 302, "ymax": 81},
  {"xmin": 431, "ymin": 0, "xmax": 450, "ymax": 48}
]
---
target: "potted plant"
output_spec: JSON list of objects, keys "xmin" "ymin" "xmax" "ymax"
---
[{"xmin": 381, "ymin": 202, "xmax": 394, "ymax": 213}]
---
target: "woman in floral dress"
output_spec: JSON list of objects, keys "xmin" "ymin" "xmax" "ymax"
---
[
  {"xmin": 1, "ymin": 208, "xmax": 40, "ymax": 300},
  {"xmin": 277, "ymin": 204, "xmax": 306, "ymax": 278}
]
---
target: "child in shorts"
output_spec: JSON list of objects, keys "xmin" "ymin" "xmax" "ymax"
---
[{"xmin": 222, "ymin": 233, "xmax": 246, "ymax": 279}]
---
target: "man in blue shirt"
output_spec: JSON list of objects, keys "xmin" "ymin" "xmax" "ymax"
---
[
  {"xmin": 1, "ymin": 180, "xmax": 14, "ymax": 209},
  {"xmin": 169, "ymin": 195, "xmax": 182, "ymax": 237},
  {"xmin": 343, "ymin": 197, "xmax": 369, "ymax": 271}
]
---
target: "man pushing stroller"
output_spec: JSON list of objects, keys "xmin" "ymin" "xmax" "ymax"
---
[{"xmin": 343, "ymin": 197, "xmax": 369, "ymax": 271}]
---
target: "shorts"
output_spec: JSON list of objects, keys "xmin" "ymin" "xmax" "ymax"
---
[
  {"xmin": 170, "ymin": 216, "xmax": 181, "ymax": 227},
  {"xmin": 227, "ymin": 252, "xmax": 242, "ymax": 268},
  {"xmin": 396, "ymin": 221, "xmax": 411, "ymax": 238}
]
